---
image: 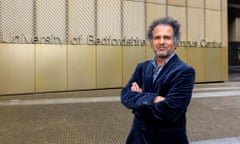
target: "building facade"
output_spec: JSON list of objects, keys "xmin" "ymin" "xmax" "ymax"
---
[{"xmin": 0, "ymin": 0, "xmax": 228, "ymax": 95}]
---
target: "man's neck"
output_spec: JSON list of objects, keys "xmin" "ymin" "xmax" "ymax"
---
[
  {"xmin": 154, "ymin": 53, "xmax": 175, "ymax": 67},
  {"xmin": 155, "ymin": 57, "xmax": 167, "ymax": 67}
]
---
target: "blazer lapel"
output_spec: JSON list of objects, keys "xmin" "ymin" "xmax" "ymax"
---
[
  {"xmin": 143, "ymin": 61, "xmax": 155, "ymax": 91},
  {"xmin": 152, "ymin": 55, "xmax": 179, "ymax": 85}
]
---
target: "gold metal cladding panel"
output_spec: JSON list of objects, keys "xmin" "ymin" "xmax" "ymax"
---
[
  {"xmin": 221, "ymin": 7, "xmax": 228, "ymax": 47},
  {"xmin": 222, "ymin": 0, "xmax": 227, "ymax": 11},
  {"xmin": 187, "ymin": 48, "xmax": 206, "ymax": 82},
  {"xmin": 167, "ymin": 0, "xmax": 186, "ymax": 6},
  {"xmin": 35, "ymin": 0, "xmax": 66, "ymax": 40},
  {"xmin": 221, "ymin": 1, "xmax": 228, "ymax": 81},
  {"xmin": 146, "ymin": 45, "xmax": 154, "ymax": 60},
  {"xmin": 205, "ymin": 10, "xmax": 222, "ymax": 42},
  {"xmin": 0, "ymin": 44, "xmax": 34, "ymax": 95},
  {"xmin": 96, "ymin": 46, "xmax": 122, "ymax": 88},
  {"xmin": 175, "ymin": 47, "xmax": 187, "ymax": 63},
  {"xmin": 205, "ymin": 0, "xmax": 221, "ymax": 10},
  {"xmin": 146, "ymin": 3, "xmax": 166, "ymax": 33},
  {"xmin": 123, "ymin": 46, "xmax": 146, "ymax": 85},
  {"xmin": 222, "ymin": 47, "xmax": 228, "ymax": 81},
  {"xmin": 205, "ymin": 48, "xmax": 224, "ymax": 81},
  {"xmin": 123, "ymin": 1, "xmax": 145, "ymax": 40},
  {"xmin": 1, "ymin": 0, "xmax": 34, "ymax": 42},
  {"xmin": 187, "ymin": 8, "xmax": 204, "ymax": 41},
  {"xmin": 97, "ymin": 0, "xmax": 121, "ymax": 39},
  {"xmin": 187, "ymin": 0, "xmax": 204, "ymax": 8},
  {"xmin": 146, "ymin": 0, "xmax": 166, "ymax": 4},
  {"xmin": 168, "ymin": 6, "xmax": 187, "ymax": 41},
  {"xmin": 35, "ymin": 45, "xmax": 67, "ymax": 92},
  {"xmin": 68, "ymin": 0, "xmax": 95, "ymax": 45},
  {"xmin": 68, "ymin": 45, "xmax": 96, "ymax": 90}
]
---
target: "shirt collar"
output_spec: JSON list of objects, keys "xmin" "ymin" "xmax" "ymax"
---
[{"xmin": 151, "ymin": 52, "xmax": 175, "ymax": 68}]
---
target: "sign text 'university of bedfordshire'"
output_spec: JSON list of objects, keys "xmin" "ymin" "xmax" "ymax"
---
[{"xmin": 1, "ymin": 34, "xmax": 222, "ymax": 48}]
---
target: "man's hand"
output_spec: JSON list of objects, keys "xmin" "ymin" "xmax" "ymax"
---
[
  {"xmin": 131, "ymin": 82, "xmax": 142, "ymax": 93},
  {"xmin": 153, "ymin": 96, "xmax": 165, "ymax": 103},
  {"xmin": 131, "ymin": 82, "xmax": 164, "ymax": 103}
]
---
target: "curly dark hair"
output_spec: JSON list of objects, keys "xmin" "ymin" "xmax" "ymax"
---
[{"xmin": 147, "ymin": 17, "xmax": 180, "ymax": 44}]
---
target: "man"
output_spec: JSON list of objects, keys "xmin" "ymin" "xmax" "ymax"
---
[{"xmin": 121, "ymin": 17, "xmax": 195, "ymax": 144}]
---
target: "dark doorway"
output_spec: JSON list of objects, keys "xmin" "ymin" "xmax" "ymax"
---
[{"xmin": 228, "ymin": 0, "xmax": 240, "ymax": 81}]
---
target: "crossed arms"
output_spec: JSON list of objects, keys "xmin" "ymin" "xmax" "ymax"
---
[
  {"xmin": 131, "ymin": 82, "xmax": 165, "ymax": 104},
  {"xmin": 121, "ymin": 62, "xmax": 195, "ymax": 123}
]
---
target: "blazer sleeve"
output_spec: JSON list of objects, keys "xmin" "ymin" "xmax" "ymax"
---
[
  {"xmin": 121, "ymin": 62, "xmax": 158, "ymax": 110},
  {"xmin": 148, "ymin": 67, "xmax": 195, "ymax": 123}
]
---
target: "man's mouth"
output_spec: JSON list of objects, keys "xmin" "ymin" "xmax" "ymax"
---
[{"xmin": 157, "ymin": 47, "xmax": 166, "ymax": 50}]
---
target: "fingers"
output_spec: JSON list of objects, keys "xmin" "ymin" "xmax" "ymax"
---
[
  {"xmin": 132, "ymin": 82, "xmax": 139, "ymax": 88},
  {"xmin": 131, "ymin": 83, "xmax": 137, "ymax": 91},
  {"xmin": 153, "ymin": 96, "xmax": 165, "ymax": 103},
  {"xmin": 131, "ymin": 82, "xmax": 142, "ymax": 93}
]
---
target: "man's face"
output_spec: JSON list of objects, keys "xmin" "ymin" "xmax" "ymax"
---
[{"xmin": 151, "ymin": 24, "xmax": 176, "ymax": 59}]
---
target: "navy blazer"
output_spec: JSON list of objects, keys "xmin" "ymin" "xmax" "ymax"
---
[{"xmin": 121, "ymin": 54, "xmax": 195, "ymax": 144}]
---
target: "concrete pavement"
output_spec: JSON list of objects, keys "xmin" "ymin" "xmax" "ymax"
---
[{"xmin": 0, "ymin": 81, "xmax": 239, "ymax": 144}]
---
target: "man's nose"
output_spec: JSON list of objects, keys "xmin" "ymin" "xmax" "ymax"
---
[{"xmin": 159, "ymin": 38, "xmax": 164, "ymax": 44}]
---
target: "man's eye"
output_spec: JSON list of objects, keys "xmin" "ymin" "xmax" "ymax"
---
[
  {"xmin": 154, "ymin": 36, "xmax": 161, "ymax": 39},
  {"xmin": 164, "ymin": 36, "xmax": 171, "ymax": 40}
]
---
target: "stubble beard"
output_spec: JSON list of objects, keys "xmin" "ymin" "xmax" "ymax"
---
[{"xmin": 155, "ymin": 51, "xmax": 170, "ymax": 59}]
